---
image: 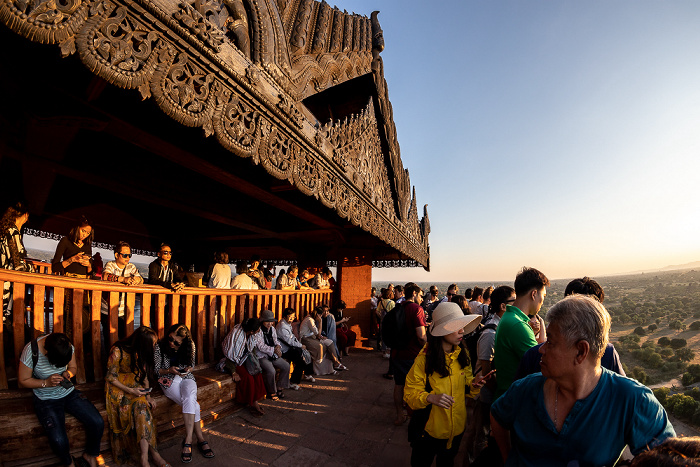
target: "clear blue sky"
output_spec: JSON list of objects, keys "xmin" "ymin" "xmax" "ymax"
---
[{"xmin": 336, "ymin": 0, "xmax": 700, "ymax": 282}]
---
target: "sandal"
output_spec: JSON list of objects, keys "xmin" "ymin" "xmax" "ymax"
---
[
  {"xmin": 334, "ymin": 364, "xmax": 348, "ymax": 371},
  {"xmin": 276, "ymin": 390, "xmax": 285, "ymax": 399},
  {"xmin": 266, "ymin": 393, "xmax": 279, "ymax": 401},
  {"xmin": 198, "ymin": 440, "xmax": 215, "ymax": 459},
  {"xmin": 331, "ymin": 370, "xmax": 339, "ymax": 375},
  {"xmin": 181, "ymin": 440, "xmax": 192, "ymax": 463}
]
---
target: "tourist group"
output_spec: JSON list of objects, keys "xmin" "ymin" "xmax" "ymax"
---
[{"xmin": 1, "ymin": 204, "xmax": 354, "ymax": 466}]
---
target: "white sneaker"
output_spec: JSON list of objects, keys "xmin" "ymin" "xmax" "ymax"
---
[
  {"xmin": 303, "ymin": 375, "xmax": 316, "ymax": 383},
  {"xmin": 289, "ymin": 383, "xmax": 300, "ymax": 390}
]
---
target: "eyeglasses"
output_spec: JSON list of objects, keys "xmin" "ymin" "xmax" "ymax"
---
[
  {"xmin": 160, "ymin": 251, "xmax": 172, "ymax": 255},
  {"xmin": 119, "ymin": 253, "xmax": 132, "ymax": 258},
  {"xmin": 168, "ymin": 336, "xmax": 182, "ymax": 347}
]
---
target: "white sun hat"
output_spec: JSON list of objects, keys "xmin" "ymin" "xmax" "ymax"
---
[{"xmin": 429, "ymin": 302, "xmax": 482, "ymax": 336}]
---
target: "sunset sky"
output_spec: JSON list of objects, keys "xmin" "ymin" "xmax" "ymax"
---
[{"xmin": 335, "ymin": 0, "xmax": 700, "ymax": 282}]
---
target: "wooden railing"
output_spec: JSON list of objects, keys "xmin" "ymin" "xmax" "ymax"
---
[{"xmin": 0, "ymin": 269, "xmax": 332, "ymax": 390}]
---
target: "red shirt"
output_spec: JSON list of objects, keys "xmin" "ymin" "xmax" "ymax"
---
[{"xmin": 392, "ymin": 301, "xmax": 427, "ymax": 360}]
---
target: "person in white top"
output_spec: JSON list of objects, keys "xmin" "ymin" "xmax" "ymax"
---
[
  {"xmin": 299, "ymin": 306, "xmax": 345, "ymax": 375},
  {"xmin": 101, "ymin": 241, "xmax": 143, "ymax": 338},
  {"xmin": 207, "ymin": 252, "xmax": 232, "ymax": 289},
  {"xmin": 231, "ymin": 261, "xmax": 258, "ymax": 290},
  {"xmin": 253, "ymin": 310, "xmax": 290, "ymax": 400}
]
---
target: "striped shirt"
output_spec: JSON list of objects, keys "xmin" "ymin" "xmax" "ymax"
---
[{"xmin": 20, "ymin": 336, "xmax": 74, "ymax": 400}]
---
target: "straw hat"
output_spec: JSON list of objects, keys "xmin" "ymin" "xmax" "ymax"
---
[
  {"xmin": 429, "ymin": 302, "xmax": 482, "ymax": 336},
  {"xmin": 259, "ymin": 309, "xmax": 276, "ymax": 323}
]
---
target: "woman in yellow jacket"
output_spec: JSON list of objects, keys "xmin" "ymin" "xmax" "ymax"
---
[{"xmin": 404, "ymin": 301, "xmax": 487, "ymax": 467}]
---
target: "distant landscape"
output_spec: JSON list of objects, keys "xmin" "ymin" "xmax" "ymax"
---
[{"xmin": 374, "ymin": 267, "xmax": 700, "ymax": 429}]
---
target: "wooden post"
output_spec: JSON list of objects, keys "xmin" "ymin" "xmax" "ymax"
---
[
  {"xmin": 336, "ymin": 252, "xmax": 373, "ymax": 345},
  {"xmin": 91, "ymin": 291, "xmax": 103, "ymax": 381},
  {"xmin": 73, "ymin": 290, "xmax": 86, "ymax": 383},
  {"xmin": 53, "ymin": 287, "xmax": 64, "ymax": 334}
]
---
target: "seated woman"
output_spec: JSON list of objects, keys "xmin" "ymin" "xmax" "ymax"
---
[
  {"xmin": 0, "ymin": 202, "xmax": 34, "ymax": 322},
  {"xmin": 330, "ymin": 301, "xmax": 356, "ymax": 356},
  {"xmin": 105, "ymin": 326, "xmax": 172, "ymax": 467},
  {"xmin": 299, "ymin": 306, "xmax": 345, "ymax": 375},
  {"xmin": 154, "ymin": 324, "xmax": 214, "ymax": 462},
  {"xmin": 253, "ymin": 310, "xmax": 290, "ymax": 400},
  {"xmin": 276, "ymin": 307, "xmax": 315, "ymax": 387},
  {"xmin": 629, "ymin": 437, "xmax": 700, "ymax": 466},
  {"xmin": 491, "ymin": 295, "xmax": 675, "ymax": 466},
  {"xmin": 222, "ymin": 318, "xmax": 266, "ymax": 416},
  {"xmin": 18, "ymin": 333, "xmax": 104, "ymax": 467}
]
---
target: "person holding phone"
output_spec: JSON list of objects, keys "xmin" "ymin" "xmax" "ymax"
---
[
  {"xmin": 404, "ymin": 302, "xmax": 489, "ymax": 467},
  {"xmin": 154, "ymin": 324, "xmax": 214, "ymax": 462},
  {"xmin": 18, "ymin": 333, "xmax": 103, "ymax": 467},
  {"xmin": 331, "ymin": 301, "xmax": 356, "ymax": 356},
  {"xmin": 105, "ymin": 326, "xmax": 172, "ymax": 467}
]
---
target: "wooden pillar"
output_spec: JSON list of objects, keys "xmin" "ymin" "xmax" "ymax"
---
[{"xmin": 336, "ymin": 251, "xmax": 372, "ymax": 347}]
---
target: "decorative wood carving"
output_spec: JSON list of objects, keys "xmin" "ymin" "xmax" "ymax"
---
[{"xmin": 0, "ymin": 0, "xmax": 430, "ymax": 268}]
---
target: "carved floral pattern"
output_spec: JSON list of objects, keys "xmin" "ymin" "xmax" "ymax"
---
[
  {"xmin": 173, "ymin": 1, "xmax": 225, "ymax": 52},
  {"xmin": 0, "ymin": 0, "xmax": 430, "ymax": 267}
]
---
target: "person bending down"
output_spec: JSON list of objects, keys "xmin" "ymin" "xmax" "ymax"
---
[{"xmin": 154, "ymin": 324, "xmax": 214, "ymax": 462}]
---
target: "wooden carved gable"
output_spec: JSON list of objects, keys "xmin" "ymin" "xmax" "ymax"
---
[{"xmin": 0, "ymin": 0, "xmax": 430, "ymax": 268}]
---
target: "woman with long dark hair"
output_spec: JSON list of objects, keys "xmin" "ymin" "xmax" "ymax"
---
[
  {"xmin": 404, "ymin": 302, "xmax": 487, "ymax": 467},
  {"xmin": 0, "ymin": 202, "xmax": 34, "ymax": 321},
  {"xmin": 51, "ymin": 216, "xmax": 94, "ymax": 277},
  {"xmin": 105, "ymin": 326, "xmax": 171, "ymax": 467},
  {"xmin": 154, "ymin": 324, "xmax": 214, "ymax": 462}
]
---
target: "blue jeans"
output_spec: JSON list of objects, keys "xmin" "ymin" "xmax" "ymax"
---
[{"xmin": 33, "ymin": 389, "xmax": 104, "ymax": 466}]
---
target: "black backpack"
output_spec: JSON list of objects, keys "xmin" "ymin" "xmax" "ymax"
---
[
  {"xmin": 464, "ymin": 317, "xmax": 498, "ymax": 375},
  {"xmin": 381, "ymin": 302, "xmax": 412, "ymax": 350}
]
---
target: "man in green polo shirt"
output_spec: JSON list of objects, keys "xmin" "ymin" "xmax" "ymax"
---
[{"xmin": 493, "ymin": 267, "xmax": 550, "ymax": 399}]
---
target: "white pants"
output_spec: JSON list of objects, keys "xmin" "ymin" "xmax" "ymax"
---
[{"xmin": 162, "ymin": 376, "xmax": 201, "ymax": 422}]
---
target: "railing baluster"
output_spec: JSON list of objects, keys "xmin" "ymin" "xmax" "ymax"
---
[
  {"xmin": 91, "ymin": 291, "xmax": 103, "ymax": 381},
  {"xmin": 108, "ymin": 291, "xmax": 120, "ymax": 348},
  {"xmin": 125, "ymin": 293, "xmax": 135, "ymax": 336},
  {"xmin": 207, "ymin": 295, "xmax": 216, "ymax": 362},
  {"xmin": 33, "ymin": 284, "xmax": 45, "ymax": 338},
  {"xmin": 184, "ymin": 295, "xmax": 193, "ymax": 331},
  {"xmin": 156, "ymin": 294, "xmax": 166, "ymax": 338},
  {"xmin": 13, "ymin": 283, "xmax": 26, "ymax": 369},
  {"xmin": 53, "ymin": 287, "xmax": 64, "ymax": 333},
  {"xmin": 226, "ymin": 294, "xmax": 235, "ymax": 337},
  {"xmin": 0, "ymin": 310, "xmax": 6, "ymax": 389},
  {"xmin": 171, "ymin": 294, "xmax": 180, "ymax": 327},
  {"xmin": 218, "ymin": 296, "xmax": 226, "ymax": 353},
  {"xmin": 72, "ymin": 290, "xmax": 86, "ymax": 384},
  {"xmin": 141, "ymin": 293, "xmax": 151, "ymax": 328},
  {"xmin": 196, "ymin": 295, "xmax": 205, "ymax": 365}
]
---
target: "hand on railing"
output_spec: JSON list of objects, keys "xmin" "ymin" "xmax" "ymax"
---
[{"xmin": 172, "ymin": 282, "xmax": 186, "ymax": 293}]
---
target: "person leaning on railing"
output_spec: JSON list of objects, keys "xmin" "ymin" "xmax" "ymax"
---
[
  {"xmin": 51, "ymin": 216, "xmax": 94, "ymax": 278},
  {"xmin": 105, "ymin": 326, "xmax": 172, "ymax": 467},
  {"xmin": 154, "ymin": 324, "xmax": 214, "ymax": 462},
  {"xmin": 0, "ymin": 201, "xmax": 34, "ymax": 322},
  {"xmin": 147, "ymin": 243, "xmax": 185, "ymax": 292},
  {"xmin": 51, "ymin": 216, "xmax": 94, "ymax": 340},
  {"xmin": 18, "ymin": 333, "xmax": 104, "ymax": 467},
  {"xmin": 101, "ymin": 241, "xmax": 143, "ymax": 340}
]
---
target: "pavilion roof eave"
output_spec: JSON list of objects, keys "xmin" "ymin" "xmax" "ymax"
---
[{"xmin": 0, "ymin": 0, "xmax": 430, "ymax": 268}]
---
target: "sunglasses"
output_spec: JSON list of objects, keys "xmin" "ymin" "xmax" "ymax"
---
[
  {"xmin": 119, "ymin": 253, "xmax": 132, "ymax": 258},
  {"xmin": 168, "ymin": 336, "xmax": 182, "ymax": 347},
  {"xmin": 160, "ymin": 251, "xmax": 172, "ymax": 255}
]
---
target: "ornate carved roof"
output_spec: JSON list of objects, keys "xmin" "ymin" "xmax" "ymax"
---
[{"xmin": 0, "ymin": 0, "xmax": 430, "ymax": 268}]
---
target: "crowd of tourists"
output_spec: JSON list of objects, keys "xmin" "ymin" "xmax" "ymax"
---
[
  {"xmin": 372, "ymin": 268, "xmax": 685, "ymax": 467},
  {"xmin": 0, "ymin": 204, "xmax": 354, "ymax": 466}
]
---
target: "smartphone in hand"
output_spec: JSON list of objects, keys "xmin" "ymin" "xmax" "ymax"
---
[
  {"xmin": 59, "ymin": 378, "xmax": 74, "ymax": 389},
  {"xmin": 141, "ymin": 387, "xmax": 153, "ymax": 394}
]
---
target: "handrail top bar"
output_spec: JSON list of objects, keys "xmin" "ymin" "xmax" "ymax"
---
[{"xmin": 0, "ymin": 269, "xmax": 331, "ymax": 297}]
